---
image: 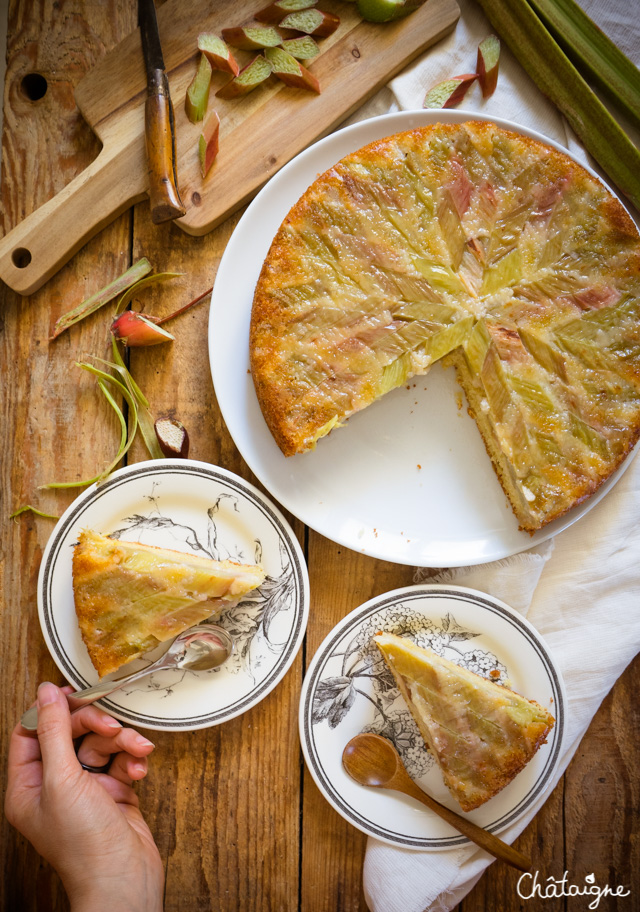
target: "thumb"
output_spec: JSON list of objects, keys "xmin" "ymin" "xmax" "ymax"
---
[{"xmin": 36, "ymin": 683, "xmax": 78, "ymax": 772}]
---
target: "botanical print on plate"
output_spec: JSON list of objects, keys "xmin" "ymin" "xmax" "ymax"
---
[
  {"xmin": 110, "ymin": 486, "xmax": 296, "ymax": 689},
  {"xmin": 300, "ymin": 585, "xmax": 565, "ymax": 848},
  {"xmin": 311, "ymin": 605, "xmax": 508, "ymax": 779}
]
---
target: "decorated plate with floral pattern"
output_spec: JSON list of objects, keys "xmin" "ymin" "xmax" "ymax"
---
[
  {"xmin": 299, "ymin": 584, "xmax": 565, "ymax": 849},
  {"xmin": 38, "ymin": 459, "xmax": 309, "ymax": 731}
]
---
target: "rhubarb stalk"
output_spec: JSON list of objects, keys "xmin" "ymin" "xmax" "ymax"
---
[
  {"xmin": 475, "ymin": 0, "xmax": 640, "ymax": 212},
  {"xmin": 526, "ymin": 0, "xmax": 640, "ymax": 129}
]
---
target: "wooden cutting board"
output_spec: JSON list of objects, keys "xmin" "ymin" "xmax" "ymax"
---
[{"xmin": 0, "ymin": 0, "xmax": 459, "ymax": 295}]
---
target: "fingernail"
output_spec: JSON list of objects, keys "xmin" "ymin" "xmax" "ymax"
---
[
  {"xmin": 134, "ymin": 734, "xmax": 155, "ymax": 749},
  {"xmin": 105, "ymin": 717, "xmax": 122, "ymax": 730},
  {"xmin": 133, "ymin": 762, "xmax": 147, "ymax": 776},
  {"xmin": 37, "ymin": 682, "xmax": 59, "ymax": 707}
]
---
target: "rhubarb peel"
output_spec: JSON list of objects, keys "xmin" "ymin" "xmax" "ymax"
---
[
  {"xmin": 40, "ymin": 363, "xmax": 138, "ymax": 489},
  {"xmin": 109, "ymin": 339, "xmax": 164, "ymax": 460},
  {"xmin": 50, "ymin": 258, "xmax": 152, "ymax": 340},
  {"xmin": 115, "ymin": 271, "xmax": 183, "ymax": 316},
  {"xmin": 10, "ymin": 505, "xmax": 59, "ymax": 521}
]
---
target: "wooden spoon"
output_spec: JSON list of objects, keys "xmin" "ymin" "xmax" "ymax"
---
[{"xmin": 342, "ymin": 733, "xmax": 531, "ymax": 872}]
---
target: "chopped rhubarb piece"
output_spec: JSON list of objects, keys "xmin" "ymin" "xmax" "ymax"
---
[
  {"xmin": 199, "ymin": 112, "xmax": 220, "ymax": 178},
  {"xmin": 265, "ymin": 47, "xmax": 320, "ymax": 93},
  {"xmin": 197, "ymin": 33, "xmax": 239, "ymax": 76},
  {"xmin": 155, "ymin": 417, "xmax": 190, "ymax": 458},
  {"xmin": 216, "ymin": 55, "xmax": 273, "ymax": 99},
  {"xmin": 185, "ymin": 53, "xmax": 212, "ymax": 123},
  {"xmin": 256, "ymin": 0, "xmax": 318, "ymax": 24},
  {"xmin": 281, "ymin": 35, "xmax": 320, "ymax": 60},
  {"xmin": 279, "ymin": 9, "xmax": 340, "ymax": 38},
  {"xmin": 477, "ymin": 35, "xmax": 500, "ymax": 99},
  {"xmin": 423, "ymin": 74, "xmax": 477, "ymax": 109},
  {"xmin": 221, "ymin": 25, "xmax": 283, "ymax": 50},
  {"xmin": 357, "ymin": 0, "xmax": 424, "ymax": 22}
]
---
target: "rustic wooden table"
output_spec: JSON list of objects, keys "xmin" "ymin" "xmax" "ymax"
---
[{"xmin": 1, "ymin": 2, "xmax": 638, "ymax": 911}]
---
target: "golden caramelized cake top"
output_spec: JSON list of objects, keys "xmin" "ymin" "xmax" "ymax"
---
[
  {"xmin": 250, "ymin": 121, "xmax": 640, "ymax": 531},
  {"xmin": 73, "ymin": 529, "xmax": 265, "ymax": 677},
  {"xmin": 375, "ymin": 632, "xmax": 555, "ymax": 812}
]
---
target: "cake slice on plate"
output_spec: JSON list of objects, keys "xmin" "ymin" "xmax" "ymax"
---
[
  {"xmin": 374, "ymin": 632, "xmax": 555, "ymax": 811},
  {"xmin": 73, "ymin": 529, "xmax": 265, "ymax": 677}
]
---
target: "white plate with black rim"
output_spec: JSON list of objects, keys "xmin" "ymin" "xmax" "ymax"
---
[
  {"xmin": 209, "ymin": 107, "xmax": 638, "ymax": 568},
  {"xmin": 38, "ymin": 459, "xmax": 309, "ymax": 731},
  {"xmin": 299, "ymin": 584, "xmax": 565, "ymax": 849}
]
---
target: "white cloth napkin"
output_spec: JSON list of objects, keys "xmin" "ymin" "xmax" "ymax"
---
[
  {"xmin": 360, "ymin": 2, "xmax": 640, "ymax": 909},
  {"xmin": 364, "ymin": 453, "xmax": 640, "ymax": 912}
]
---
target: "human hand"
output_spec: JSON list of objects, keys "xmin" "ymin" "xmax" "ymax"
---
[{"xmin": 5, "ymin": 682, "xmax": 164, "ymax": 912}]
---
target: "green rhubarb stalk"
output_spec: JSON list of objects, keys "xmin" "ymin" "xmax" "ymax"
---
[
  {"xmin": 50, "ymin": 258, "xmax": 152, "ymax": 339},
  {"xmin": 475, "ymin": 0, "xmax": 640, "ymax": 212},
  {"xmin": 185, "ymin": 53, "xmax": 212, "ymax": 123},
  {"xmin": 527, "ymin": 0, "xmax": 640, "ymax": 129}
]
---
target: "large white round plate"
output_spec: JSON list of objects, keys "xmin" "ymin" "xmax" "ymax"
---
[
  {"xmin": 38, "ymin": 459, "xmax": 309, "ymax": 731},
  {"xmin": 299, "ymin": 585, "xmax": 565, "ymax": 849},
  {"xmin": 209, "ymin": 108, "xmax": 637, "ymax": 567}
]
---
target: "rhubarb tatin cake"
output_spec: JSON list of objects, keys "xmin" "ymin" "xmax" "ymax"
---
[
  {"xmin": 375, "ymin": 632, "xmax": 555, "ymax": 811},
  {"xmin": 250, "ymin": 121, "xmax": 640, "ymax": 531},
  {"xmin": 73, "ymin": 529, "xmax": 265, "ymax": 676}
]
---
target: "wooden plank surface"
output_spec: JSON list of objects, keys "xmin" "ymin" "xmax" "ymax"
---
[{"xmin": 1, "ymin": 2, "xmax": 638, "ymax": 912}]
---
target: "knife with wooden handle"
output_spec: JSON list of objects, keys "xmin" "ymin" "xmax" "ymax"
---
[{"xmin": 138, "ymin": 0, "xmax": 185, "ymax": 223}]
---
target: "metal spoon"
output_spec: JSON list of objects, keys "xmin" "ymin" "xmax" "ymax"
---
[
  {"xmin": 21, "ymin": 623, "xmax": 234, "ymax": 731},
  {"xmin": 342, "ymin": 733, "xmax": 531, "ymax": 872}
]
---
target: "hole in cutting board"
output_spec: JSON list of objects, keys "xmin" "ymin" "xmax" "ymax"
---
[
  {"xmin": 21, "ymin": 73, "xmax": 48, "ymax": 101},
  {"xmin": 12, "ymin": 248, "xmax": 32, "ymax": 269}
]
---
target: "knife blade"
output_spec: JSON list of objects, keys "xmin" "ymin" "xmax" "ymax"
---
[{"xmin": 138, "ymin": 0, "xmax": 186, "ymax": 223}]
